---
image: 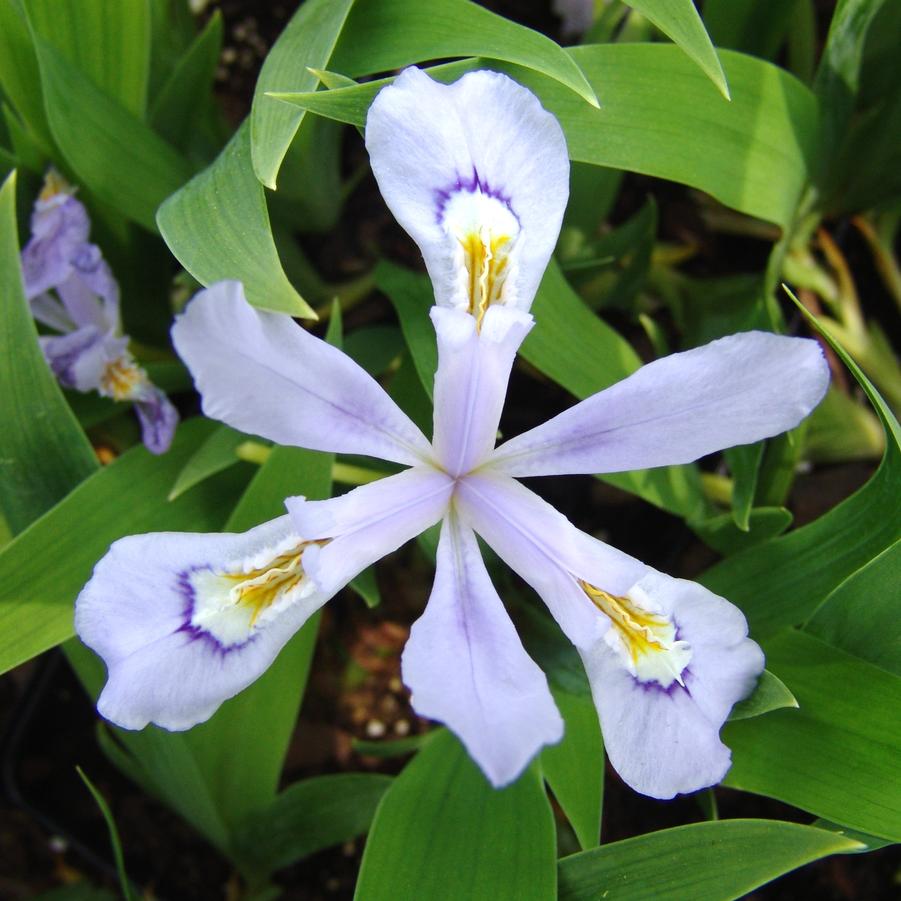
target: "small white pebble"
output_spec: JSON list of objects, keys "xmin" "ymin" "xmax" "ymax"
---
[
  {"xmin": 365, "ymin": 719, "xmax": 386, "ymax": 738},
  {"xmin": 394, "ymin": 719, "xmax": 411, "ymax": 736}
]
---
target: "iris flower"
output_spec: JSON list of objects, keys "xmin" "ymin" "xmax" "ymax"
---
[
  {"xmin": 76, "ymin": 68, "xmax": 829, "ymax": 798},
  {"xmin": 21, "ymin": 170, "xmax": 178, "ymax": 454}
]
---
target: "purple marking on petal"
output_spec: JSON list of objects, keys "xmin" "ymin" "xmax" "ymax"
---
[
  {"xmin": 41, "ymin": 328, "xmax": 105, "ymax": 387},
  {"xmin": 632, "ymin": 667, "xmax": 694, "ymax": 698},
  {"xmin": 174, "ymin": 566, "xmax": 258, "ymax": 657},
  {"xmin": 433, "ymin": 165, "xmax": 520, "ymax": 226},
  {"xmin": 134, "ymin": 385, "xmax": 179, "ymax": 454}
]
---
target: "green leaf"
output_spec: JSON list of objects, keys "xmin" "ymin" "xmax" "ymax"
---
[
  {"xmin": 25, "ymin": 0, "xmax": 151, "ymax": 118},
  {"xmin": 724, "ymin": 629, "xmax": 901, "ymax": 841},
  {"xmin": 0, "ymin": 171, "xmax": 98, "ymax": 535},
  {"xmin": 31, "ymin": 37, "xmax": 190, "ymax": 231},
  {"xmin": 813, "ymin": 0, "xmax": 888, "ymax": 186},
  {"xmin": 376, "ymin": 260, "xmax": 437, "ymax": 400},
  {"xmin": 234, "ymin": 774, "xmax": 393, "ymax": 874},
  {"xmin": 149, "ymin": 9, "xmax": 223, "ymax": 149},
  {"xmin": 250, "ymin": 0, "xmax": 356, "ymax": 189},
  {"xmin": 558, "ymin": 819, "xmax": 862, "ymax": 901},
  {"xmin": 623, "ymin": 0, "xmax": 729, "ymax": 98},
  {"xmin": 273, "ymin": 45, "xmax": 817, "ymax": 228},
  {"xmin": 251, "ymin": 0, "xmax": 597, "ymax": 189},
  {"xmin": 157, "ymin": 119, "xmax": 314, "ymax": 317},
  {"xmin": 0, "ymin": 0, "xmax": 55, "ymax": 153},
  {"xmin": 728, "ymin": 669, "xmax": 798, "ymax": 721},
  {"xmin": 168, "ymin": 423, "xmax": 247, "ymax": 500},
  {"xmin": 725, "ymin": 443, "xmax": 764, "ymax": 530},
  {"xmin": 690, "ymin": 507, "xmax": 793, "ymax": 557},
  {"xmin": 349, "ymin": 564, "xmax": 381, "ymax": 608},
  {"xmin": 76, "ymin": 767, "xmax": 137, "ymax": 901},
  {"xmin": 344, "ymin": 325, "xmax": 404, "ymax": 376},
  {"xmin": 329, "ymin": 0, "xmax": 598, "ymax": 101},
  {"xmin": 701, "ymin": 303, "xmax": 901, "ymax": 635},
  {"xmin": 0, "ymin": 418, "xmax": 245, "ymax": 675},
  {"xmin": 805, "ymin": 540, "xmax": 901, "ymax": 676},
  {"xmin": 541, "ymin": 689, "xmax": 603, "ymax": 849},
  {"xmin": 702, "ymin": 0, "xmax": 801, "ymax": 60},
  {"xmin": 356, "ymin": 730, "xmax": 556, "ymax": 900}
]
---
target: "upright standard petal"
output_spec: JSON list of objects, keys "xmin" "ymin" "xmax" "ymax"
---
[
  {"xmin": 172, "ymin": 281, "xmax": 432, "ymax": 466},
  {"xmin": 286, "ymin": 467, "xmax": 454, "ymax": 596},
  {"xmin": 366, "ymin": 67, "xmax": 569, "ymax": 316},
  {"xmin": 490, "ymin": 332, "xmax": 830, "ymax": 477},
  {"xmin": 431, "ymin": 304, "xmax": 533, "ymax": 476},
  {"xmin": 401, "ymin": 514, "xmax": 563, "ymax": 787},
  {"xmin": 76, "ymin": 517, "xmax": 329, "ymax": 731},
  {"xmin": 20, "ymin": 189, "xmax": 90, "ymax": 298}
]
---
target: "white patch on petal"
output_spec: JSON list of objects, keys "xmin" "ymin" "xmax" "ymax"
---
[
  {"xmin": 440, "ymin": 184, "xmax": 521, "ymax": 324},
  {"xmin": 187, "ymin": 533, "xmax": 324, "ymax": 647},
  {"xmin": 99, "ymin": 351, "xmax": 149, "ymax": 401},
  {"xmin": 580, "ymin": 579, "xmax": 692, "ymax": 688}
]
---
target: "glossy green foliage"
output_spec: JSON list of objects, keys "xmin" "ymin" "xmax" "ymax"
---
[
  {"xmin": 623, "ymin": 0, "xmax": 729, "ymax": 97},
  {"xmin": 273, "ymin": 44, "xmax": 817, "ymax": 228},
  {"xmin": 25, "ymin": 0, "xmax": 152, "ymax": 117},
  {"xmin": 0, "ymin": 419, "xmax": 245, "ymax": 674},
  {"xmin": 0, "ymin": 172, "xmax": 97, "ymax": 534},
  {"xmin": 541, "ymin": 689, "xmax": 604, "ymax": 849},
  {"xmin": 558, "ymin": 819, "xmax": 862, "ymax": 901},
  {"xmin": 251, "ymin": 0, "xmax": 596, "ymax": 189},
  {"xmin": 158, "ymin": 120, "xmax": 315, "ymax": 317},
  {"xmin": 805, "ymin": 541, "xmax": 901, "ymax": 675},
  {"xmin": 356, "ymin": 731, "xmax": 557, "ymax": 900},
  {"xmin": 725, "ymin": 629, "xmax": 901, "ymax": 841},
  {"xmin": 234, "ymin": 774, "xmax": 393, "ymax": 875}
]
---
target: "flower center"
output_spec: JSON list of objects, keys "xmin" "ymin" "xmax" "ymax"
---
[
  {"xmin": 100, "ymin": 354, "xmax": 145, "ymax": 401},
  {"xmin": 579, "ymin": 580, "xmax": 692, "ymax": 688},
  {"xmin": 442, "ymin": 188, "xmax": 520, "ymax": 325},
  {"xmin": 187, "ymin": 540, "xmax": 326, "ymax": 647}
]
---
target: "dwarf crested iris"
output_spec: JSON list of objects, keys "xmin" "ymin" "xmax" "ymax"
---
[
  {"xmin": 21, "ymin": 170, "xmax": 178, "ymax": 454},
  {"xmin": 75, "ymin": 68, "xmax": 829, "ymax": 798}
]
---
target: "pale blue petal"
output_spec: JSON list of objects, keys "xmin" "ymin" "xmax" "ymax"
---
[
  {"xmin": 579, "ymin": 571, "xmax": 764, "ymax": 799},
  {"xmin": 431, "ymin": 305, "xmax": 532, "ymax": 475},
  {"xmin": 402, "ymin": 514, "xmax": 563, "ymax": 787},
  {"xmin": 75, "ymin": 517, "xmax": 324, "ymax": 731},
  {"xmin": 286, "ymin": 467, "xmax": 453, "ymax": 596},
  {"xmin": 40, "ymin": 327, "xmax": 127, "ymax": 392},
  {"xmin": 490, "ymin": 332, "xmax": 830, "ymax": 477},
  {"xmin": 366, "ymin": 67, "xmax": 569, "ymax": 313},
  {"xmin": 172, "ymin": 281, "xmax": 432, "ymax": 466},
  {"xmin": 134, "ymin": 384, "xmax": 179, "ymax": 455},
  {"xmin": 20, "ymin": 194, "xmax": 90, "ymax": 298}
]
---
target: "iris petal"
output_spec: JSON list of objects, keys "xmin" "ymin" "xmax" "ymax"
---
[
  {"xmin": 490, "ymin": 332, "xmax": 830, "ymax": 477},
  {"xmin": 402, "ymin": 514, "xmax": 563, "ymax": 787},
  {"xmin": 366, "ymin": 67, "xmax": 569, "ymax": 314},
  {"xmin": 172, "ymin": 281, "xmax": 432, "ymax": 466}
]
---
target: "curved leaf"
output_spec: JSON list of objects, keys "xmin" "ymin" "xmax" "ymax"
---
[
  {"xmin": 558, "ymin": 819, "xmax": 862, "ymax": 901},
  {"xmin": 157, "ymin": 120, "xmax": 314, "ymax": 317}
]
